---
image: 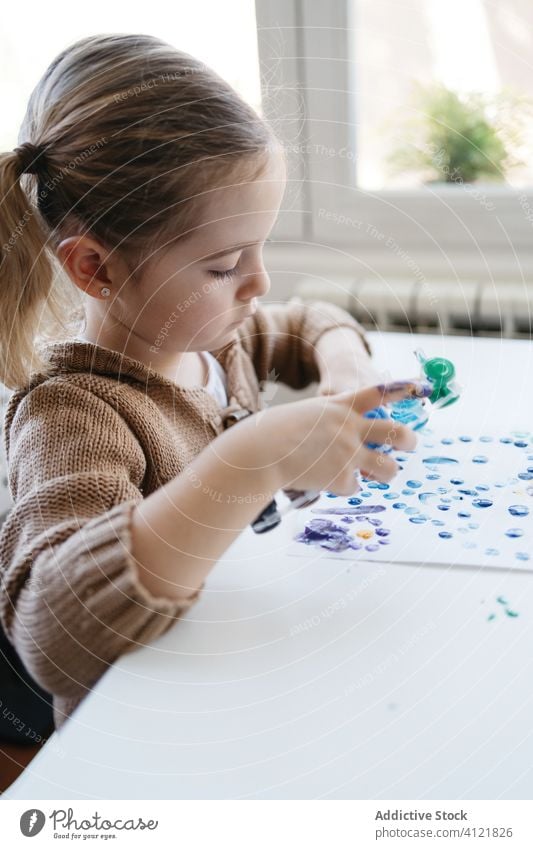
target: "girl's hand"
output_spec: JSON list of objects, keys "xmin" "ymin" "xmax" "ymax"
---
[{"xmin": 241, "ymin": 380, "xmax": 430, "ymax": 496}]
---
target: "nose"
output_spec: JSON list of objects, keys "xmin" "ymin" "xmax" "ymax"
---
[{"xmin": 236, "ymin": 268, "xmax": 271, "ymax": 302}]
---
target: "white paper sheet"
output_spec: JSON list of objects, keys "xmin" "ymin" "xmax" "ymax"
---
[{"xmin": 287, "ymin": 427, "xmax": 533, "ymax": 571}]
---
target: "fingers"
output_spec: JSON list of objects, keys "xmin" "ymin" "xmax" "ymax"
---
[
  {"xmin": 328, "ymin": 446, "xmax": 400, "ymax": 494},
  {"xmin": 337, "ymin": 379, "xmax": 433, "ymax": 414},
  {"xmin": 356, "ymin": 445, "xmax": 400, "ymax": 481},
  {"xmin": 361, "ymin": 417, "xmax": 417, "ymax": 452}
]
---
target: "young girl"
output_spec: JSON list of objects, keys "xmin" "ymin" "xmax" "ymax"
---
[{"xmin": 0, "ymin": 34, "xmax": 421, "ymax": 730}]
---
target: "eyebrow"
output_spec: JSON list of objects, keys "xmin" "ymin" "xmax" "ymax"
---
[{"xmin": 201, "ymin": 240, "xmax": 265, "ymax": 262}]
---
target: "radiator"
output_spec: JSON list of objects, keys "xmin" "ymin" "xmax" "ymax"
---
[{"xmin": 295, "ymin": 278, "xmax": 533, "ymax": 338}]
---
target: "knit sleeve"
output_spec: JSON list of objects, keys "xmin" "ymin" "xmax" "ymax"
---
[
  {"xmin": 237, "ymin": 297, "xmax": 371, "ymax": 390},
  {"xmin": 0, "ymin": 380, "xmax": 202, "ymax": 703}
]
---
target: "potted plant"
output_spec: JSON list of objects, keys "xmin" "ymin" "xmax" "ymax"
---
[{"xmin": 387, "ymin": 83, "xmax": 529, "ymax": 185}]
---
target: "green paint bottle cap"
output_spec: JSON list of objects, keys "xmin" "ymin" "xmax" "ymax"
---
[{"xmin": 414, "ymin": 349, "xmax": 461, "ymax": 408}]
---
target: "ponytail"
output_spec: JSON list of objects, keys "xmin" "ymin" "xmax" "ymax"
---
[{"xmin": 0, "ymin": 150, "xmax": 80, "ymax": 390}]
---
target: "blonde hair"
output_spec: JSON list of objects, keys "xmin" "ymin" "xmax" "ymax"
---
[{"xmin": 0, "ymin": 33, "xmax": 275, "ymax": 390}]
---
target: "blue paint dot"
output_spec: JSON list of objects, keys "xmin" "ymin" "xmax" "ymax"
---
[
  {"xmin": 479, "ymin": 435, "xmax": 493, "ymax": 442},
  {"xmin": 514, "ymin": 440, "xmax": 529, "ymax": 448},
  {"xmin": 459, "ymin": 435, "xmax": 473, "ymax": 442},
  {"xmin": 418, "ymin": 492, "xmax": 436, "ymax": 503},
  {"xmin": 440, "ymin": 497, "xmax": 452, "ymax": 503},
  {"xmin": 485, "ymin": 548, "xmax": 499, "ymax": 556},
  {"xmin": 341, "ymin": 516, "xmax": 355, "ymax": 523},
  {"xmin": 383, "ymin": 492, "xmax": 400, "ymax": 500},
  {"xmin": 395, "ymin": 455, "xmax": 408, "ymax": 462},
  {"xmin": 505, "ymin": 528, "xmax": 524, "ymax": 538},
  {"xmin": 475, "ymin": 484, "xmax": 490, "ymax": 492},
  {"xmin": 518, "ymin": 472, "xmax": 533, "ymax": 481},
  {"xmin": 368, "ymin": 517, "xmax": 383, "ymax": 526},
  {"xmin": 409, "ymin": 516, "xmax": 427, "ymax": 524},
  {"xmin": 473, "ymin": 455, "xmax": 489, "ymax": 464},
  {"xmin": 365, "ymin": 544, "xmax": 380, "ymax": 552},
  {"xmin": 500, "ymin": 437, "xmax": 512, "ymax": 444},
  {"xmin": 405, "ymin": 507, "xmax": 419, "ymax": 515},
  {"xmin": 516, "ymin": 552, "xmax": 530, "ymax": 561},
  {"xmin": 360, "ymin": 491, "xmax": 372, "ymax": 498},
  {"xmin": 458, "ymin": 511, "xmax": 471, "ymax": 518},
  {"xmin": 441, "ymin": 438, "xmax": 454, "ymax": 445},
  {"xmin": 473, "ymin": 498, "xmax": 493, "ymax": 508},
  {"xmin": 439, "ymin": 531, "xmax": 453, "ymax": 539},
  {"xmin": 437, "ymin": 504, "xmax": 450, "ymax": 511},
  {"xmin": 423, "ymin": 456, "xmax": 459, "ymax": 465},
  {"xmin": 378, "ymin": 538, "xmax": 391, "ymax": 545},
  {"xmin": 468, "ymin": 522, "xmax": 480, "ymax": 529},
  {"xmin": 406, "ymin": 480, "xmax": 422, "ymax": 488},
  {"xmin": 458, "ymin": 488, "xmax": 477, "ymax": 496},
  {"xmin": 326, "ymin": 492, "xmax": 338, "ymax": 498},
  {"xmin": 348, "ymin": 497, "xmax": 362, "ymax": 505},
  {"xmin": 392, "ymin": 502, "xmax": 407, "ymax": 510},
  {"xmin": 509, "ymin": 505, "xmax": 529, "ymax": 517},
  {"xmin": 432, "ymin": 519, "xmax": 445, "ymax": 526},
  {"xmin": 401, "ymin": 489, "xmax": 415, "ymax": 496},
  {"xmin": 437, "ymin": 487, "xmax": 450, "ymax": 494},
  {"xmin": 450, "ymin": 478, "xmax": 464, "ymax": 485},
  {"xmin": 376, "ymin": 528, "xmax": 390, "ymax": 537},
  {"xmin": 426, "ymin": 473, "xmax": 440, "ymax": 480}
]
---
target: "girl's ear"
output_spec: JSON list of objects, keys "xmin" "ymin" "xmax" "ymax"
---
[{"xmin": 57, "ymin": 236, "xmax": 126, "ymax": 299}]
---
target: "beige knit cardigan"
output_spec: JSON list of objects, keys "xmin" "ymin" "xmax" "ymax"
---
[{"xmin": 0, "ymin": 299, "xmax": 369, "ymax": 728}]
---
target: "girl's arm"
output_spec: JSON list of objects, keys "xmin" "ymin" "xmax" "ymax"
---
[
  {"xmin": 236, "ymin": 297, "xmax": 371, "ymax": 391},
  {"xmin": 130, "ymin": 383, "xmax": 420, "ymax": 603}
]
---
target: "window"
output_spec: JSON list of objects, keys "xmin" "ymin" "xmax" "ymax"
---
[
  {"xmin": 257, "ymin": 0, "xmax": 533, "ymax": 274},
  {"xmin": 354, "ymin": 0, "xmax": 533, "ymax": 190}
]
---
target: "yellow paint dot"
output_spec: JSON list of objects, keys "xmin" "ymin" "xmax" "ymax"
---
[{"xmin": 356, "ymin": 529, "xmax": 374, "ymax": 540}]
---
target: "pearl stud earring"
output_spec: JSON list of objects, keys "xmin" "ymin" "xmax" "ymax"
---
[{"xmin": 100, "ymin": 287, "xmax": 111, "ymax": 297}]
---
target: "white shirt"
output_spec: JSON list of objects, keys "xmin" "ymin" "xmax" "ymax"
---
[{"xmin": 200, "ymin": 351, "xmax": 228, "ymax": 407}]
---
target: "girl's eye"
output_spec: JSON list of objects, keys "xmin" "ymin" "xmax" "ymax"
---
[{"xmin": 209, "ymin": 266, "xmax": 239, "ymax": 281}]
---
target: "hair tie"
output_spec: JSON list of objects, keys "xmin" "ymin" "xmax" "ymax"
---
[{"xmin": 14, "ymin": 142, "xmax": 46, "ymax": 176}]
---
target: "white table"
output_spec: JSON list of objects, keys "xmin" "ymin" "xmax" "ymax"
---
[{"xmin": 5, "ymin": 332, "xmax": 533, "ymax": 800}]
